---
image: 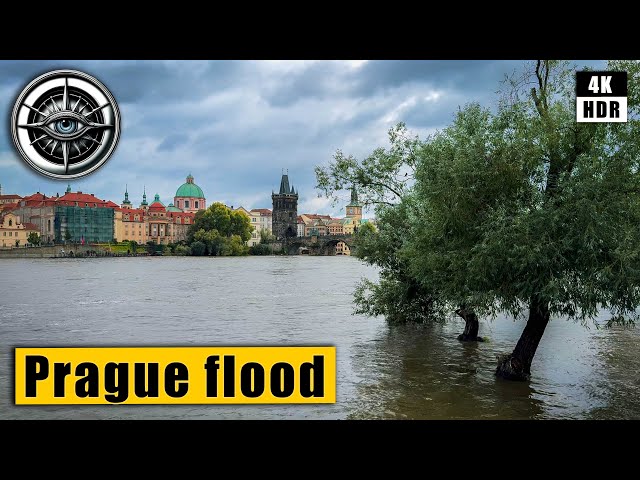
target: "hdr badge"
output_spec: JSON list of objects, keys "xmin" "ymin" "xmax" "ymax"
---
[
  {"xmin": 576, "ymin": 70, "xmax": 628, "ymax": 123},
  {"xmin": 11, "ymin": 69, "xmax": 121, "ymax": 179}
]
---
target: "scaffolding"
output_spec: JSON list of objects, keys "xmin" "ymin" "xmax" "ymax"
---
[{"xmin": 54, "ymin": 206, "xmax": 114, "ymax": 243}]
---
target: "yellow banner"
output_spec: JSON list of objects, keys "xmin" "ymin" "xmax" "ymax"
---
[{"xmin": 14, "ymin": 346, "xmax": 336, "ymax": 405}]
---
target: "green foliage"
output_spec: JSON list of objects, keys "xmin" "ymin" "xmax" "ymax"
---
[
  {"xmin": 64, "ymin": 230, "xmax": 72, "ymax": 241},
  {"xmin": 409, "ymin": 60, "xmax": 640, "ymax": 326},
  {"xmin": 173, "ymin": 244, "xmax": 192, "ymax": 256},
  {"xmin": 190, "ymin": 241, "xmax": 206, "ymax": 256},
  {"xmin": 318, "ymin": 59, "xmax": 640, "ymax": 328},
  {"xmin": 186, "ymin": 202, "xmax": 252, "ymax": 256},
  {"xmin": 259, "ymin": 228, "xmax": 275, "ymax": 244},
  {"xmin": 353, "ymin": 197, "xmax": 443, "ymax": 323},
  {"xmin": 315, "ymin": 123, "xmax": 418, "ymax": 208},
  {"xmin": 249, "ymin": 243, "xmax": 272, "ymax": 255},
  {"xmin": 161, "ymin": 245, "xmax": 172, "ymax": 256},
  {"xmin": 27, "ymin": 232, "xmax": 40, "ymax": 246},
  {"xmin": 188, "ymin": 202, "xmax": 252, "ymax": 243}
]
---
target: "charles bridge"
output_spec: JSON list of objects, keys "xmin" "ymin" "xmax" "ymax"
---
[{"xmin": 276, "ymin": 234, "xmax": 356, "ymax": 255}]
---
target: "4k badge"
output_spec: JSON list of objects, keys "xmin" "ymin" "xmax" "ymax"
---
[{"xmin": 11, "ymin": 69, "xmax": 121, "ymax": 179}]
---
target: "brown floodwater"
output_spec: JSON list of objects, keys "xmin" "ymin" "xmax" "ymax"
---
[{"xmin": 0, "ymin": 256, "xmax": 638, "ymax": 419}]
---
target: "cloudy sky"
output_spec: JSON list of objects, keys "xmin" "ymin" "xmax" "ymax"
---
[{"xmin": 0, "ymin": 60, "xmax": 605, "ymax": 217}]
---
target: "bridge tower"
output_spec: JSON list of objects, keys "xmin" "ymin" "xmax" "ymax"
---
[{"xmin": 272, "ymin": 170, "xmax": 298, "ymax": 241}]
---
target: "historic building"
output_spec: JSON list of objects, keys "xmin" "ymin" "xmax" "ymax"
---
[
  {"xmin": 272, "ymin": 172, "xmax": 298, "ymax": 240},
  {"xmin": 345, "ymin": 185, "xmax": 363, "ymax": 224},
  {"xmin": 0, "ymin": 212, "xmax": 38, "ymax": 248},
  {"xmin": 174, "ymin": 174, "xmax": 206, "ymax": 213},
  {"xmin": 13, "ymin": 186, "xmax": 116, "ymax": 244},
  {"xmin": 233, "ymin": 207, "xmax": 273, "ymax": 246},
  {"xmin": 114, "ymin": 186, "xmax": 147, "ymax": 244}
]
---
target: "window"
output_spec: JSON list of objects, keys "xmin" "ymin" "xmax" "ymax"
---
[
  {"xmin": 185, "ymin": 200, "xmax": 190, "ymax": 209},
  {"xmin": 8, "ymin": 219, "xmax": 12, "ymax": 226},
  {"xmin": 3, "ymin": 232, "xmax": 5, "ymax": 236},
  {"xmin": 195, "ymin": 201, "xmax": 199, "ymax": 209},
  {"xmin": 9, "ymin": 232, "xmax": 12, "ymax": 237}
]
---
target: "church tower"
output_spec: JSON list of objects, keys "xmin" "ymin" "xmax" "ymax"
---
[
  {"xmin": 122, "ymin": 185, "xmax": 132, "ymax": 209},
  {"xmin": 272, "ymin": 171, "xmax": 298, "ymax": 240},
  {"xmin": 345, "ymin": 185, "xmax": 363, "ymax": 223},
  {"xmin": 140, "ymin": 186, "xmax": 148, "ymax": 210}
]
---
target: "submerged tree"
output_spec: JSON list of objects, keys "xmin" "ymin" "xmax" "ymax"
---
[
  {"xmin": 318, "ymin": 60, "xmax": 640, "ymax": 380},
  {"xmin": 411, "ymin": 60, "xmax": 640, "ymax": 379},
  {"xmin": 476, "ymin": 60, "xmax": 640, "ymax": 379},
  {"xmin": 316, "ymin": 125, "xmax": 448, "ymax": 327},
  {"xmin": 316, "ymin": 121, "xmax": 483, "ymax": 338}
]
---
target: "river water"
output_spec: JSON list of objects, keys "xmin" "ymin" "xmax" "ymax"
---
[{"xmin": 0, "ymin": 256, "xmax": 638, "ymax": 419}]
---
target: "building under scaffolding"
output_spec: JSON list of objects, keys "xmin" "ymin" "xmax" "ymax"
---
[{"xmin": 54, "ymin": 205, "xmax": 114, "ymax": 243}]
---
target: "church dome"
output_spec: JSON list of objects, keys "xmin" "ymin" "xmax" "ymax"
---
[
  {"xmin": 175, "ymin": 174, "xmax": 205, "ymax": 199},
  {"xmin": 166, "ymin": 203, "xmax": 182, "ymax": 212}
]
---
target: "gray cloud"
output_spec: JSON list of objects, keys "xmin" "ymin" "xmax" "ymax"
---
[{"xmin": 0, "ymin": 60, "xmax": 608, "ymax": 217}]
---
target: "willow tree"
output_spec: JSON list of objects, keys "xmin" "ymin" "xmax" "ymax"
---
[
  {"xmin": 316, "ymin": 125, "xmax": 445, "ymax": 326},
  {"xmin": 408, "ymin": 60, "xmax": 640, "ymax": 380},
  {"xmin": 403, "ymin": 102, "xmax": 532, "ymax": 341}
]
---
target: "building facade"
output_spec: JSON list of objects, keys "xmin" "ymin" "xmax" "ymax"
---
[
  {"xmin": 1, "ymin": 212, "xmax": 39, "ymax": 248},
  {"xmin": 13, "ymin": 187, "xmax": 115, "ymax": 244},
  {"xmin": 272, "ymin": 173, "xmax": 298, "ymax": 240}
]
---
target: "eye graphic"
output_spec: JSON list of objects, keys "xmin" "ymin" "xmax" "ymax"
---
[{"xmin": 11, "ymin": 70, "xmax": 121, "ymax": 179}]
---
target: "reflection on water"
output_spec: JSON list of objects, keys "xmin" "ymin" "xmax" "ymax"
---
[
  {"xmin": 0, "ymin": 257, "xmax": 638, "ymax": 419},
  {"xmin": 347, "ymin": 316, "xmax": 640, "ymax": 419}
]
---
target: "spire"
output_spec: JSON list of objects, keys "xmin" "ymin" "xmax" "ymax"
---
[
  {"xmin": 187, "ymin": 173, "xmax": 194, "ymax": 184},
  {"xmin": 349, "ymin": 185, "xmax": 360, "ymax": 206},
  {"xmin": 123, "ymin": 184, "xmax": 131, "ymax": 205},
  {"xmin": 154, "ymin": 193, "xmax": 160, "ymax": 202},
  {"xmin": 141, "ymin": 186, "xmax": 148, "ymax": 206},
  {"xmin": 279, "ymin": 173, "xmax": 291, "ymax": 194}
]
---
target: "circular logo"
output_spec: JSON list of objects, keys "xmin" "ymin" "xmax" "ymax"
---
[{"xmin": 11, "ymin": 69, "xmax": 121, "ymax": 179}]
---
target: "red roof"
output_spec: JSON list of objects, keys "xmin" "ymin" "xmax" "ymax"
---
[
  {"xmin": 0, "ymin": 194, "xmax": 22, "ymax": 200},
  {"xmin": 303, "ymin": 213, "xmax": 332, "ymax": 220},
  {"xmin": 23, "ymin": 222, "xmax": 39, "ymax": 231},
  {"xmin": 148, "ymin": 201, "xmax": 166, "ymax": 211},
  {"xmin": 1, "ymin": 203, "xmax": 19, "ymax": 211},
  {"xmin": 22, "ymin": 192, "xmax": 47, "ymax": 202},
  {"xmin": 250, "ymin": 208, "xmax": 272, "ymax": 215},
  {"xmin": 56, "ymin": 191, "xmax": 107, "ymax": 205}
]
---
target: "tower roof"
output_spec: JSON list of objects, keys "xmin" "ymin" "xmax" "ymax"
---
[
  {"xmin": 347, "ymin": 185, "xmax": 361, "ymax": 207},
  {"xmin": 176, "ymin": 174, "xmax": 205, "ymax": 198},
  {"xmin": 122, "ymin": 184, "xmax": 131, "ymax": 205},
  {"xmin": 278, "ymin": 173, "xmax": 297, "ymax": 195}
]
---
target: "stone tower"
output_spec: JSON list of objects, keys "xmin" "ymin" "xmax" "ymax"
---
[
  {"xmin": 272, "ymin": 171, "xmax": 298, "ymax": 240},
  {"xmin": 345, "ymin": 185, "xmax": 363, "ymax": 223}
]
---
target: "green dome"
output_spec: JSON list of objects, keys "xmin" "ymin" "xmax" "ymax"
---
[
  {"xmin": 166, "ymin": 203, "xmax": 182, "ymax": 212},
  {"xmin": 175, "ymin": 174, "xmax": 205, "ymax": 199}
]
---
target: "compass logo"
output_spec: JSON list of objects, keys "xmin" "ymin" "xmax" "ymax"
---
[{"xmin": 11, "ymin": 69, "xmax": 121, "ymax": 179}]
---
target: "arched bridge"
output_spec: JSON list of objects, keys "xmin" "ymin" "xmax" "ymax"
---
[{"xmin": 278, "ymin": 235, "xmax": 356, "ymax": 255}]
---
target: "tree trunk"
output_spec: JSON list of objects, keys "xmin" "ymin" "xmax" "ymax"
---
[
  {"xmin": 495, "ymin": 295, "xmax": 550, "ymax": 381},
  {"xmin": 456, "ymin": 308, "xmax": 483, "ymax": 342}
]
